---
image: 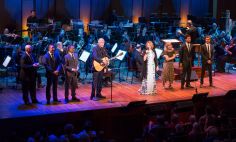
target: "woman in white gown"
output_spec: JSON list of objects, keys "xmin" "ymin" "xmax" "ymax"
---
[{"xmin": 139, "ymin": 41, "xmax": 159, "ymax": 95}]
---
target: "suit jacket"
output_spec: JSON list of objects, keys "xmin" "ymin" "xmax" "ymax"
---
[
  {"xmin": 179, "ymin": 43, "xmax": 194, "ymax": 65},
  {"xmin": 64, "ymin": 53, "xmax": 79, "ymax": 77},
  {"xmin": 43, "ymin": 52, "xmax": 62, "ymax": 77},
  {"xmin": 131, "ymin": 49, "xmax": 144, "ymax": 72},
  {"xmin": 20, "ymin": 52, "xmax": 37, "ymax": 82},
  {"xmin": 201, "ymin": 44, "xmax": 214, "ymax": 65}
]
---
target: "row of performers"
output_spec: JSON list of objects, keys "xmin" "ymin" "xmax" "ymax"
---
[{"xmin": 18, "ymin": 35, "xmax": 236, "ymax": 105}]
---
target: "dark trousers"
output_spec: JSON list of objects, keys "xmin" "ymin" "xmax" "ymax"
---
[
  {"xmin": 46, "ymin": 74, "xmax": 58, "ymax": 101},
  {"xmin": 65, "ymin": 74, "xmax": 77, "ymax": 99},
  {"xmin": 181, "ymin": 62, "xmax": 192, "ymax": 87},
  {"xmin": 21, "ymin": 80, "xmax": 37, "ymax": 103},
  {"xmin": 200, "ymin": 63, "xmax": 212, "ymax": 85},
  {"xmin": 91, "ymin": 71, "xmax": 104, "ymax": 98}
]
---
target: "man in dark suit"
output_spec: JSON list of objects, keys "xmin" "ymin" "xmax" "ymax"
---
[
  {"xmin": 91, "ymin": 38, "xmax": 108, "ymax": 101},
  {"xmin": 200, "ymin": 36, "xmax": 214, "ymax": 88},
  {"xmin": 43, "ymin": 44, "xmax": 62, "ymax": 105},
  {"xmin": 131, "ymin": 44, "xmax": 144, "ymax": 79},
  {"xmin": 179, "ymin": 34, "xmax": 194, "ymax": 89},
  {"xmin": 20, "ymin": 45, "xmax": 40, "ymax": 105},
  {"xmin": 64, "ymin": 45, "xmax": 80, "ymax": 103}
]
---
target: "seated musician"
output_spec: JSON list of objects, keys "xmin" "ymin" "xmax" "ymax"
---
[
  {"xmin": 217, "ymin": 38, "xmax": 236, "ymax": 72},
  {"xmin": 27, "ymin": 10, "xmax": 38, "ymax": 27}
]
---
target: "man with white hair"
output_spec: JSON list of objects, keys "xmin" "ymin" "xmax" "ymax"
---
[
  {"xmin": 90, "ymin": 38, "xmax": 108, "ymax": 101},
  {"xmin": 20, "ymin": 45, "xmax": 40, "ymax": 105}
]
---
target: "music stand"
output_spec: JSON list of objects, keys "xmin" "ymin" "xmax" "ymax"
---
[
  {"xmin": 2, "ymin": 56, "xmax": 12, "ymax": 88},
  {"xmin": 115, "ymin": 50, "xmax": 126, "ymax": 61},
  {"xmin": 111, "ymin": 43, "xmax": 118, "ymax": 53},
  {"xmin": 3, "ymin": 56, "xmax": 11, "ymax": 67},
  {"xmin": 155, "ymin": 48, "xmax": 163, "ymax": 59},
  {"xmin": 79, "ymin": 50, "xmax": 90, "ymax": 62},
  {"xmin": 79, "ymin": 50, "xmax": 90, "ymax": 80},
  {"xmin": 115, "ymin": 50, "xmax": 127, "ymax": 82}
]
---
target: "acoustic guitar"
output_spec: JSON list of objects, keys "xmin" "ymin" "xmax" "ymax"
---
[{"xmin": 93, "ymin": 52, "xmax": 123, "ymax": 71}]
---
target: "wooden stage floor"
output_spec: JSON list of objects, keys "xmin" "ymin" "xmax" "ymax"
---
[{"xmin": 0, "ymin": 72, "xmax": 236, "ymax": 119}]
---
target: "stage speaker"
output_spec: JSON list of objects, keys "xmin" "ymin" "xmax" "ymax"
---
[
  {"xmin": 192, "ymin": 92, "xmax": 208, "ymax": 103},
  {"xmin": 224, "ymin": 90, "xmax": 236, "ymax": 99},
  {"xmin": 127, "ymin": 100, "xmax": 147, "ymax": 108}
]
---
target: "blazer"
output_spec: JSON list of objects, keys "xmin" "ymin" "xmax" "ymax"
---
[
  {"xmin": 64, "ymin": 53, "xmax": 79, "ymax": 77},
  {"xmin": 179, "ymin": 43, "xmax": 195, "ymax": 65},
  {"xmin": 20, "ymin": 52, "xmax": 37, "ymax": 82},
  {"xmin": 43, "ymin": 52, "xmax": 62, "ymax": 77},
  {"xmin": 201, "ymin": 43, "xmax": 214, "ymax": 64}
]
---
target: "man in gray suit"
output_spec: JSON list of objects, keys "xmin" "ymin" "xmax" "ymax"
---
[{"xmin": 64, "ymin": 45, "xmax": 80, "ymax": 103}]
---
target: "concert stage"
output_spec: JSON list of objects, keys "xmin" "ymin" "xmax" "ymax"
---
[{"xmin": 0, "ymin": 72, "xmax": 236, "ymax": 120}]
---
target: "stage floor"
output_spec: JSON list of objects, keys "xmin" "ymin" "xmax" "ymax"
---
[{"xmin": 0, "ymin": 72, "xmax": 236, "ymax": 119}]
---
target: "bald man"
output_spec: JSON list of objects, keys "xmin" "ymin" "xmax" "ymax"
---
[
  {"xmin": 20, "ymin": 45, "xmax": 40, "ymax": 105},
  {"xmin": 91, "ymin": 38, "xmax": 108, "ymax": 101}
]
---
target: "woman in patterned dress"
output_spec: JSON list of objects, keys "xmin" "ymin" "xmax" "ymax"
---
[
  {"xmin": 139, "ymin": 41, "xmax": 159, "ymax": 95},
  {"xmin": 162, "ymin": 42, "xmax": 176, "ymax": 89}
]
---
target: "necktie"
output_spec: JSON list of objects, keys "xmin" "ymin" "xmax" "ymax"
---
[
  {"xmin": 71, "ymin": 54, "xmax": 75, "ymax": 60},
  {"xmin": 51, "ymin": 53, "xmax": 54, "ymax": 60},
  {"xmin": 187, "ymin": 43, "xmax": 190, "ymax": 52},
  {"xmin": 207, "ymin": 44, "xmax": 211, "ymax": 58}
]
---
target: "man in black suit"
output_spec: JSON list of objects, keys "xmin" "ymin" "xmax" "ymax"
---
[
  {"xmin": 91, "ymin": 38, "xmax": 108, "ymax": 101},
  {"xmin": 20, "ymin": 45, "xmax": 40, "ymax": 105},
  {"xmin": 200, "ymin": 36, "xmax": 214, "ymax": 88},
  {"xmin": 131, "ymin": 44, "xmax": 144, "ymax": 79},
  {"xmin": 43, "ymin": 44, "xmax": 62, "ymax": 105},
  {"xmin": 179, "ymin": 34, "xmax": 194, "ymax": 89},
  {"xmin": 64, "ymin": 45, "xmax": 80, "ymax": 103}
]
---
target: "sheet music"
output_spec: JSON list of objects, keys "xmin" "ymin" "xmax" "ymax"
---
[
  {"xmin": 111, "ymin": 43, "xmax": 118, "ymax": 53},
  {"xmin": 2, "ymin": 56, "xmax": 11, "ymax": 67},
  {"xmin": 155, "ymin": 48, "xmax": 163, "ymax": 59},
  {"xmin": 162, "ymin": 39, "xmax": 180, "ymax": 43},
  {"xmin": 116, "ymin": 50, "xmax": 126, "ymax": 61},
  {"xmin": 79, "ymin": 50, "xmax": 90, "ymax": 62}
]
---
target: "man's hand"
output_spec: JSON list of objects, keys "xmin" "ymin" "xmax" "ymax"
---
[
  {"xmin": 207, "ymin": 60, "xmax": 212, "ymax": 64},
  {"xmin": 102, "ymin": 58, "xmax": 109, "ymax": 66},
  {"xmin": 33, "ymin": 63, "xmax": 39, "ymax": 67},
  {"xmin": 53, "ymin": 70, "xmax": 59, "ymax": 75},
  {"xmin": 72, "ymin": 68, "xmax": 77, "ymax": 72},
  {"xmin": 156, "ymin": 66, "xmax": 159, "ymax": 71}
]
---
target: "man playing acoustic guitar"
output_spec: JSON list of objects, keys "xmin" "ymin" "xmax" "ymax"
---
[{"xmin": 91, "ymin": 38, "xmax": 109, "ymax": 101}]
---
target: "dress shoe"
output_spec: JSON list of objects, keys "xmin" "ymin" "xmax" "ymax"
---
[
  {"xmin": 210, "ymin": 84, "xmax": 215, "ymax": 87},
  {"xmin": 181, "ymin": 86, "xmax": 184, "ymax": 89},
  {"xmin": 97, "ymin": 95, "xmax": 106, "ymax": 99},
  {"xmin": 72, "ymin": 97, "xmax": 80, "ymax": 102},
  {"xmin": 32, "ymin": 100, "xmax": 41, "ymax": 104},
  {"xmin": 186, "ymin": 85, "xmax": 194, "ymax": 88},
  {"xmin": 65, "ymin": 98, "xmax": 69, "ymax": 104},
  {"xmin": 92, "ymin": 97, "xmax": 99, "ymax": 101},
  {"xmin": 24, "ymin": 102, "xmax": 31, "ymax": 105},
  {"xmin": 90, "ymin": 96, "xmax": 94, "ymax": 100},
  {"xmin": 53, "ymin": 100, "xmax": 61, "ymax": 103},
  {"xmin": 46, "ymin": 101, "xmax": 51, "ymax": 105}
]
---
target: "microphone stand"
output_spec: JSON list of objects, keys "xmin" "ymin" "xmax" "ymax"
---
[{"xmin": 108, "ymin": 71, "xmax": 113, "ymax": 103}]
